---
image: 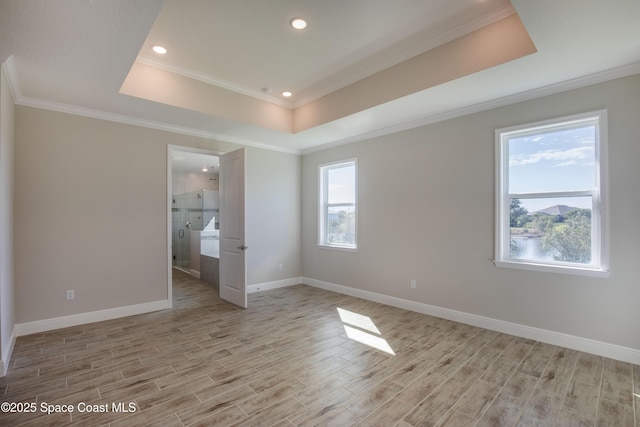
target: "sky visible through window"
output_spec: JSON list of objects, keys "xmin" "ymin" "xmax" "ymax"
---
[
  {"xmin": 327, "ymin": 164, "xmax": 356, "ymax": 204},
  {"xmin": 508, "ymin": 125, "xmax": 595, "ymax": 212}
]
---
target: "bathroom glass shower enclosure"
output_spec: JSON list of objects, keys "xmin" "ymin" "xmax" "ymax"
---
[{"xmin": 172, "ymin": 189, "xmax": 217, "ymax": 271}]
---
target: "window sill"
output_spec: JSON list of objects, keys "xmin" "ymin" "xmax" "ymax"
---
[
  {"xmin": 317, "ymin": 244, "xmax": 358, "ymax": 252},
  {"xmin": 494, "ymin": 260, "xmax": 609, "ymax": 278}
]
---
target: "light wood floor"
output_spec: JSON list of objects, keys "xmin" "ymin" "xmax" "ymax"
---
[{"xmin": 1, "ymin": 270, "xmax": 638, "ymax": 426}]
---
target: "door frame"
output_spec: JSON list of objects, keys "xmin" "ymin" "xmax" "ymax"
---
[{"xmin": 167, "ymin": 144, "xmax": 223, "ymax": 307}]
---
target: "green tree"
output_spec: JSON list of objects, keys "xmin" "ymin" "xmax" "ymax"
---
[
  {"xmin": 531, "ymin": 213, "xmax": 554, "ymax": 235},
  {"xmin": 510, "ymin": 199, "xmax": 529, "ymax": 227},
  {"xmin": 328, "ymin": 209, "xmax": 355, "ymax": 245},
  {"xmin": 541, "ymin": 208, "xmax": 591, "ymax": 263},
  {"xmin": 509, "ymin": 199, "xmax": 529, "ymax": 256}
]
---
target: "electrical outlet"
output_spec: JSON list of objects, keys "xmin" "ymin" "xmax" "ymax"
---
[
  {"xmin": 278, "ymin": 263, "xmax": 284, "ymax": 271},
  {"xmin": 66, "ymin": 289, "xmax": 75, "ymax": 300},
  {"xmin": 410, "ymin": 280, "xmax": 416, "ymax": 289}
]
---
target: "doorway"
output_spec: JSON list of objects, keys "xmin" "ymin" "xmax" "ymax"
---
[
  {"xmin": 168, "ymin": 146, "xmax": 221, "ymax": 299},
  {"xmin": 167, "ymin": 146, "xmax": 248, "ymax": 309}
]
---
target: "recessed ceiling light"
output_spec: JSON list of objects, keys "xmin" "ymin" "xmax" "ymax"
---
[
  {"xmin": 282, "ymin": 91, "xmax": 293, "ymax": 97},
  {"xmin": 290, "ymin": 17, "xmax": 307, "ymax": 30},
  {"xmin": 202, "ymin": 168, "xmax": 208, "ymax": 172},
  {"xmin": 152, "ymin": 45, "xmax": 167, "ymax": 55}
]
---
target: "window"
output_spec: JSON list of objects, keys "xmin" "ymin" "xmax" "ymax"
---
[
  {"xmin": 319, "ymin": 159, "xmax": 357, "ymax": 250},
  {"xmin": 495, "ymin": 111, "xmax": 608, "ymax": 276}
]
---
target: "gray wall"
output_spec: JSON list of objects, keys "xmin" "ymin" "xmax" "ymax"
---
[
  {"xmin": 6, "ymin": 71, "xmax": 639, "ymax": 361},
  {"xmin": 0, "ymin": 62, "xmax": 16, "ymax": 373},
  {"xmin": 13, "ymin": 106, "xmax": 301, "ymax": 324},
  {"xmin": 246, "ymin": 148, "xmax": 301, "ymax": 284},
  {"xmin": 301, "ymin": 74, "xmax": 640, "ymax": 351}
]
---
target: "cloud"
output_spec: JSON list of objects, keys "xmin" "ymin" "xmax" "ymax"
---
[
  {"xmin": 578, "ymin": 137, "xmax": 595, "ymax": 144},
  {"xmin": 509, "ymin": 146, "xmax": 594, "ymax": 167},
  {"xmin": 552, "ymin": 160, "xmax": 577, "ymax": 167}
]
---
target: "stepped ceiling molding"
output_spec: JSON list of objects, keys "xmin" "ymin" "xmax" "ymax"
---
[{"xmin": 2, "ymin": 0, "xmax": 640, "ymax": 154}]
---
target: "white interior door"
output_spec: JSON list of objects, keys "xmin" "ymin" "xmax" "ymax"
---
[{"xmin": 219, "ymin": 148, "xmax": 247, "ymax": 308}]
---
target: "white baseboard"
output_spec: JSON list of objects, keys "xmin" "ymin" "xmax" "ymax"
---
[
  {"xmin": 15, "ymin": 300, "xmax": 171, "ymax": 337},
  {"xmin": 189, "ymin": 269, "xmax": 201, "ymax": 279},
  {"xmin": 247, "ymin": 277, "xmax": 302, "ymax": 294},
  {"xmin": 302, "ymin": 277, "xmax": 640, "ymax": 365},
  {"xmin": 0, "ymin": 327, "xmax": 17, "ymax": 376}
]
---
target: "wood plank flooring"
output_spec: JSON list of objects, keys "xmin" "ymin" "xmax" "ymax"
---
[{"xmin": 1, "ymin": 270, "xmax": 638, "ymax": 426}]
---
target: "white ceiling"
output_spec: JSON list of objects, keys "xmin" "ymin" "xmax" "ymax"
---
[
  {"xmin": 171, "ymin": 151, "xmax": 219, "ymax": 175},
  {"xmin": 138, "ymin": 0, "xmax": 515, "ymax": 108},
  {"xmin": 2, "ymin": 0, "xmax": 640, "ymax": 154}
]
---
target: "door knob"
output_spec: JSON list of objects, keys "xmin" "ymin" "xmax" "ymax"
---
[{"xmin": 237, "ymin": 245, "xmax": 248, "ymax": 250}]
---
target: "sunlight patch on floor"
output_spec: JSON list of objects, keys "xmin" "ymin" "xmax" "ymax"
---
[
  {"xmin": 337, "ymin": 307, "xmax": 395, "ymax": 355},
  {"xmin": 337, "ymin": 307, "xmax": 381, "ymax": 334}
]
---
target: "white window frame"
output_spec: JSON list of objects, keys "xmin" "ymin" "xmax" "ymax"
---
[
  {"xmin": 318, "ymin": 159, "xmax": 358, "ymax": 251},
  {"xmin": 494, "ymin": 110, "xmax": 609, "ymax": 277}
]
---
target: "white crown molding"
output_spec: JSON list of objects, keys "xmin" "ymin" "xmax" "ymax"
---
[
  {"xmin": 302, "ymin": 277, "xmax": 640, "ymax": 365},
  {"xmin": 135, "ymin": 57, "xmax": 295, "ymax": 109},
  {"xmin": 302, "ymin": 62, "xmax": 640, "ymax": 155},
  {"xmin": 292, "ymin": 5, "xmax": 516, "ymax": 108},
  {"xmin": 137, "ymin": 6, "xmax": 515, "ymax": 111},
  {"xmin": 14, "ymin": 300, "xmax": 171, "ymax": 337},
  {"xmin": 4, "ymin": 55, "xmax": 299, "ymax": 154},
  {"xmin": 14, "ymin": 95, "xmax": 301, "ymax": 155},
  {"xmin": 8, "ymin": 52, "xmax": 639, "ymax": 158}
]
